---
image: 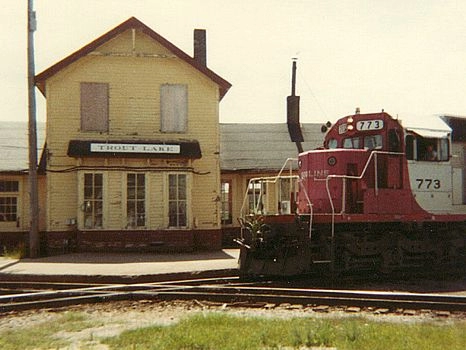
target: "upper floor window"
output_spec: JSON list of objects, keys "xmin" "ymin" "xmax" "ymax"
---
[
  {"xmin": 161, "ymin": 84, "xmax": 188, "ymax": 133},
  {"xmin": 80, "ymin": 82, "xmax": 109, "ymax": 132}
]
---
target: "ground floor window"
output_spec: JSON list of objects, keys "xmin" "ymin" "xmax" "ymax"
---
[
  {"xmin": 127, "ymin": 173, "xmax": 145, "ymax": 228},
  {"xmin": 0, "ymin": 180, "xmax": 18, "ymax": 222},
  {"xmin": 0, "ymin": 197, "xmax": 17, "ymax": 222},
  {"xmin": 221, "ymin": 180, "xmax": 232, "ymax": 224},
  {"xmin": 169, "ymin": 174, "xmax": 187, "ymax": 227},
  {"xmin": 83, "ymin": 173, "xmax": 103, "ymax": 229}
]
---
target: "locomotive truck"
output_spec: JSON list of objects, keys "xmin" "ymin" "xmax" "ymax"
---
[{"xmin": 236, "ymin": 109, "xmax": 466, "ymax": 277}]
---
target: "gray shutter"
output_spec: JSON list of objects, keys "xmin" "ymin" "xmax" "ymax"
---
[
  {"xmin": 161, "ymin": 84, "xmax": 187, "ymax": 132},
  {"xmin": 81, "ymin": 82, "xmax": 109, "ymax": 132}
]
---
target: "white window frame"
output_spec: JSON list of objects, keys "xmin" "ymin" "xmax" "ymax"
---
[
  {"xmin": 167, "ymin": 173, "xmax": 189, "ymax": 228},
  {"xmin": 0, "ymin": 180, "xmax": 19, "ymax": 226},
  {"xmin": 126, "ymin": 173, "xmax": 146, "ymax": 229},
  {"xmin": 79, "ymin": 172, "xmax": 105, "ymax": 230}
]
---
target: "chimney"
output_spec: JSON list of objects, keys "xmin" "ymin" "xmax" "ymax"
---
[
  {"xmin": 194, "ymin": 29, "xmax": 207, "ymax": 66},
  {"xmin": 287, "ymin": 59, "xmax": 304, "ymax": 153}
]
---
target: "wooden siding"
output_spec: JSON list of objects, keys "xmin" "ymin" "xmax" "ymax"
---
[
  {"xmin": 0, "ymin": 174, "xmax": 46, "ymax": 233},
  {"xmin": 44, "ymin": 27, "xmax": 221, "ymax": 234}
]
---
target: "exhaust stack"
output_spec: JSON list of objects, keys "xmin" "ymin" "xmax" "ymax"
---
[{"xmin": 287, "ymin": 59, "xmax": 304, "ymax": 153}]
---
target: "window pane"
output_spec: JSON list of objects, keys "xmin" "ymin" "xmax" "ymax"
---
[
  {"xmin": 178, "ymin": 202, "xmax": 187, "ymax": 227},
  {"xmin": 169, "ymin": 175, "xmax": 177, "ymax": 200},
  {"xmin": 178, "ymin": 175, "xmax": 186, "ymax": 200},
  {"xmin": 84, "ymin": 186, "xmax": 93, "ymax": 199},
  {"xmin": 127, "ymin": 187, "xmax": 135, "ymax": 200},
  {"xmin": 169, "ymin": 202, "xmax": 177, "ymax": 226},
  {"xmin": 83, "ymin": 173, "xmax": 104, "ymax": 229},
  {"xmin": 221, "ymin": 180, "xmax": 232, "ymax": 224},
  {"xmin": 0, "ymin": 181, "xmax": 19, "ymax": 192},
  {"xmin": 439, "ymin": 138, "xmax": 449, "ymax": 161},
  {"xmin": 137, "ymin": 174, "xmax": 145, "ymax": 185},
  {"xmin": 127, "ymin": 173, "xmax": 145, "ymax": 227},
  {"xmin": 364, "ymin": 135, "xmax": 383, "ymax": 150},
  {"xmin": 84, "ymin": 174, "xmax": 93, "ymax": 187},
  {"xmin": 168, "ymin": 174, "xmax": 188, "ymax": 227},
  {"xmin": 0, "ymin": 197, "xmax": 17, "ymax": 221},
  {"xmin": 94, "ymin": 174, "xmax": 103, "ymax": 186},
  {"xmin": 127, "ymin": 174, "xmax": 135, "ymax": 186}
]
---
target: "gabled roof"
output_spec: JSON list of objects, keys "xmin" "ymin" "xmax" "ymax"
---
[
  {"xmin": 220, "ymin": 123, "xmax": 322, "ymax": 171},
  {"xmin": 35, "ymin": 17, "xmax": 231, "ymax": 99}
]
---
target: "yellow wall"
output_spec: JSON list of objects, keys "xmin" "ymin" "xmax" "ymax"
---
[
  {"xmin": 44, "ymin": 28, "xmax": 221, "ymax": 232},
  {"xmin": 0, "ymin": 174, "xmax": 46, "ymax": 232}
]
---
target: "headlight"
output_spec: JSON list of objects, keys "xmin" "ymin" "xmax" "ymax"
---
[{"xmin": 328, "ymin": 156, "xmax": 337, "ymax": 166}]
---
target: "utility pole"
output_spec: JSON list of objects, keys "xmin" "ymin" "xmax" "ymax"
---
[{"xmin": 27, "ymin": 0, "xmax": 40, "ymax": 258}]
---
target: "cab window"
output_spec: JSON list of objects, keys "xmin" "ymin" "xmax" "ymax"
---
[
  {"xmin": 364, "ymin": 135, "xmax": 383, "ymax": 150},
  {"xmin": 416, "ymin": 137, "xmax": 449, "ymax": 162},
  {"xmin": 328, "ymin": 138, "xmax": 338, "ymax": 149},
  {"xmin": 343, "ymin": 137, "xmax": 360, "ymax": 149}
]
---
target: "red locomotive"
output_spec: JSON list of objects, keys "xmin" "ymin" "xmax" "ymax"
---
[{"xmin": 237, "ymin": 110, "xmax": 466, "ymax": 276}]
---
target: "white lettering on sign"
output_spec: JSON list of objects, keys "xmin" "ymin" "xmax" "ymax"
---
[
  {"xmin": 300, "ymin": 169, "xmax": 329, "ymax": 180},
  {"xmin": 90, "ymin": 143, "xmax": 181, "ymax": 154},
  {"xmin": 356, "ymin": 119, "xmax": 384, "ymax": 131}
]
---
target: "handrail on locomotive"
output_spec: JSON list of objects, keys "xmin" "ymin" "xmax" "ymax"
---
[{"xmin": 240, "ymin": 150, "xmax": 404, "ymax": 241}]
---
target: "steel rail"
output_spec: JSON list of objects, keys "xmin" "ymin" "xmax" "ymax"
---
[{"xmin": 1, "ymin": 279, "xmax": 465, "ymax": 314}]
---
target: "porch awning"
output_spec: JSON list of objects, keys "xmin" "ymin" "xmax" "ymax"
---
[{"xmin": 67, "ymin": 140, "xmax": 202, "ymax": 159}]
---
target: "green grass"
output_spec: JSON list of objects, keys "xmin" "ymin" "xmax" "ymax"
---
[
  {"xmin": 0, "ymin": 312, "xmax": 103, "ymax": 350},
  {"xmin": 1, "ymin": 311, "xmax": 465, "ymax": 350},
  {"xmin": 102, "ymin": 313, "xmax": 466, "ymax": 350}
]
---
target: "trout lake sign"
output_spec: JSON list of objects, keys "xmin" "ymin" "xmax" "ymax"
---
[
  {"xmin": 67, "ymin": 140, "xmax": 202, "ymax": 159},
  {"xmin": 90, "ymin": 143, "xmax": 181, "ymax": 154}
]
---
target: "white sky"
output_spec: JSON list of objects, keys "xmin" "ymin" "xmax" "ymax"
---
[{"xmin": 2, "ymin": 0, "xmax": 466, "ymax": 124}]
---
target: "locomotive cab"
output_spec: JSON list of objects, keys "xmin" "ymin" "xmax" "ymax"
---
[
  {"xmin": 299, "ymin": 112, "xmax": 408, "ymax": 216},
  {"xmin": 298, "ymin": 112, "xmax": 457, "ymax": 218}
]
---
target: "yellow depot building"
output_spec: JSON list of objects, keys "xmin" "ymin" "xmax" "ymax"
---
[{"xmin": 30, "ymin": 17, "xmax": 231, "ymax": 253}]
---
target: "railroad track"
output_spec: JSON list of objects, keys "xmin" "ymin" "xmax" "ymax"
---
[{"xmin": 1, "ymin": 277, "xmax": 466, "ymax": 314}]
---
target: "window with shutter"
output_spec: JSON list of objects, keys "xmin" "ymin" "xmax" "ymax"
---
[
  {"xmin": 80, "ymin": 82, "xmax": 109, "ymax": 132},
  {"xmin": 160, "ymin": 84, "xmax": 188, "ymax": 133}
]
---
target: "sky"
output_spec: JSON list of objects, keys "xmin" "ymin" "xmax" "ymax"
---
[{"xmin": 2, "ymin": 0, "xmax": 466, "ymax": 125}]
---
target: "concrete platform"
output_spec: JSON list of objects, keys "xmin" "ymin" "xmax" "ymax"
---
[{"xmin": 0, "ymin": 249, "xmax": 240, "ymax": 283}]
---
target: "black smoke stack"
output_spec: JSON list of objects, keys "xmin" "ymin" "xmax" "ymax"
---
[
  {"xmin": 194, "ymin": 29, "xmax": 207, "ymax": 66},
  {"xmin": 287, "ymin": 59, "xmax": 304, "ymax": 153}
]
